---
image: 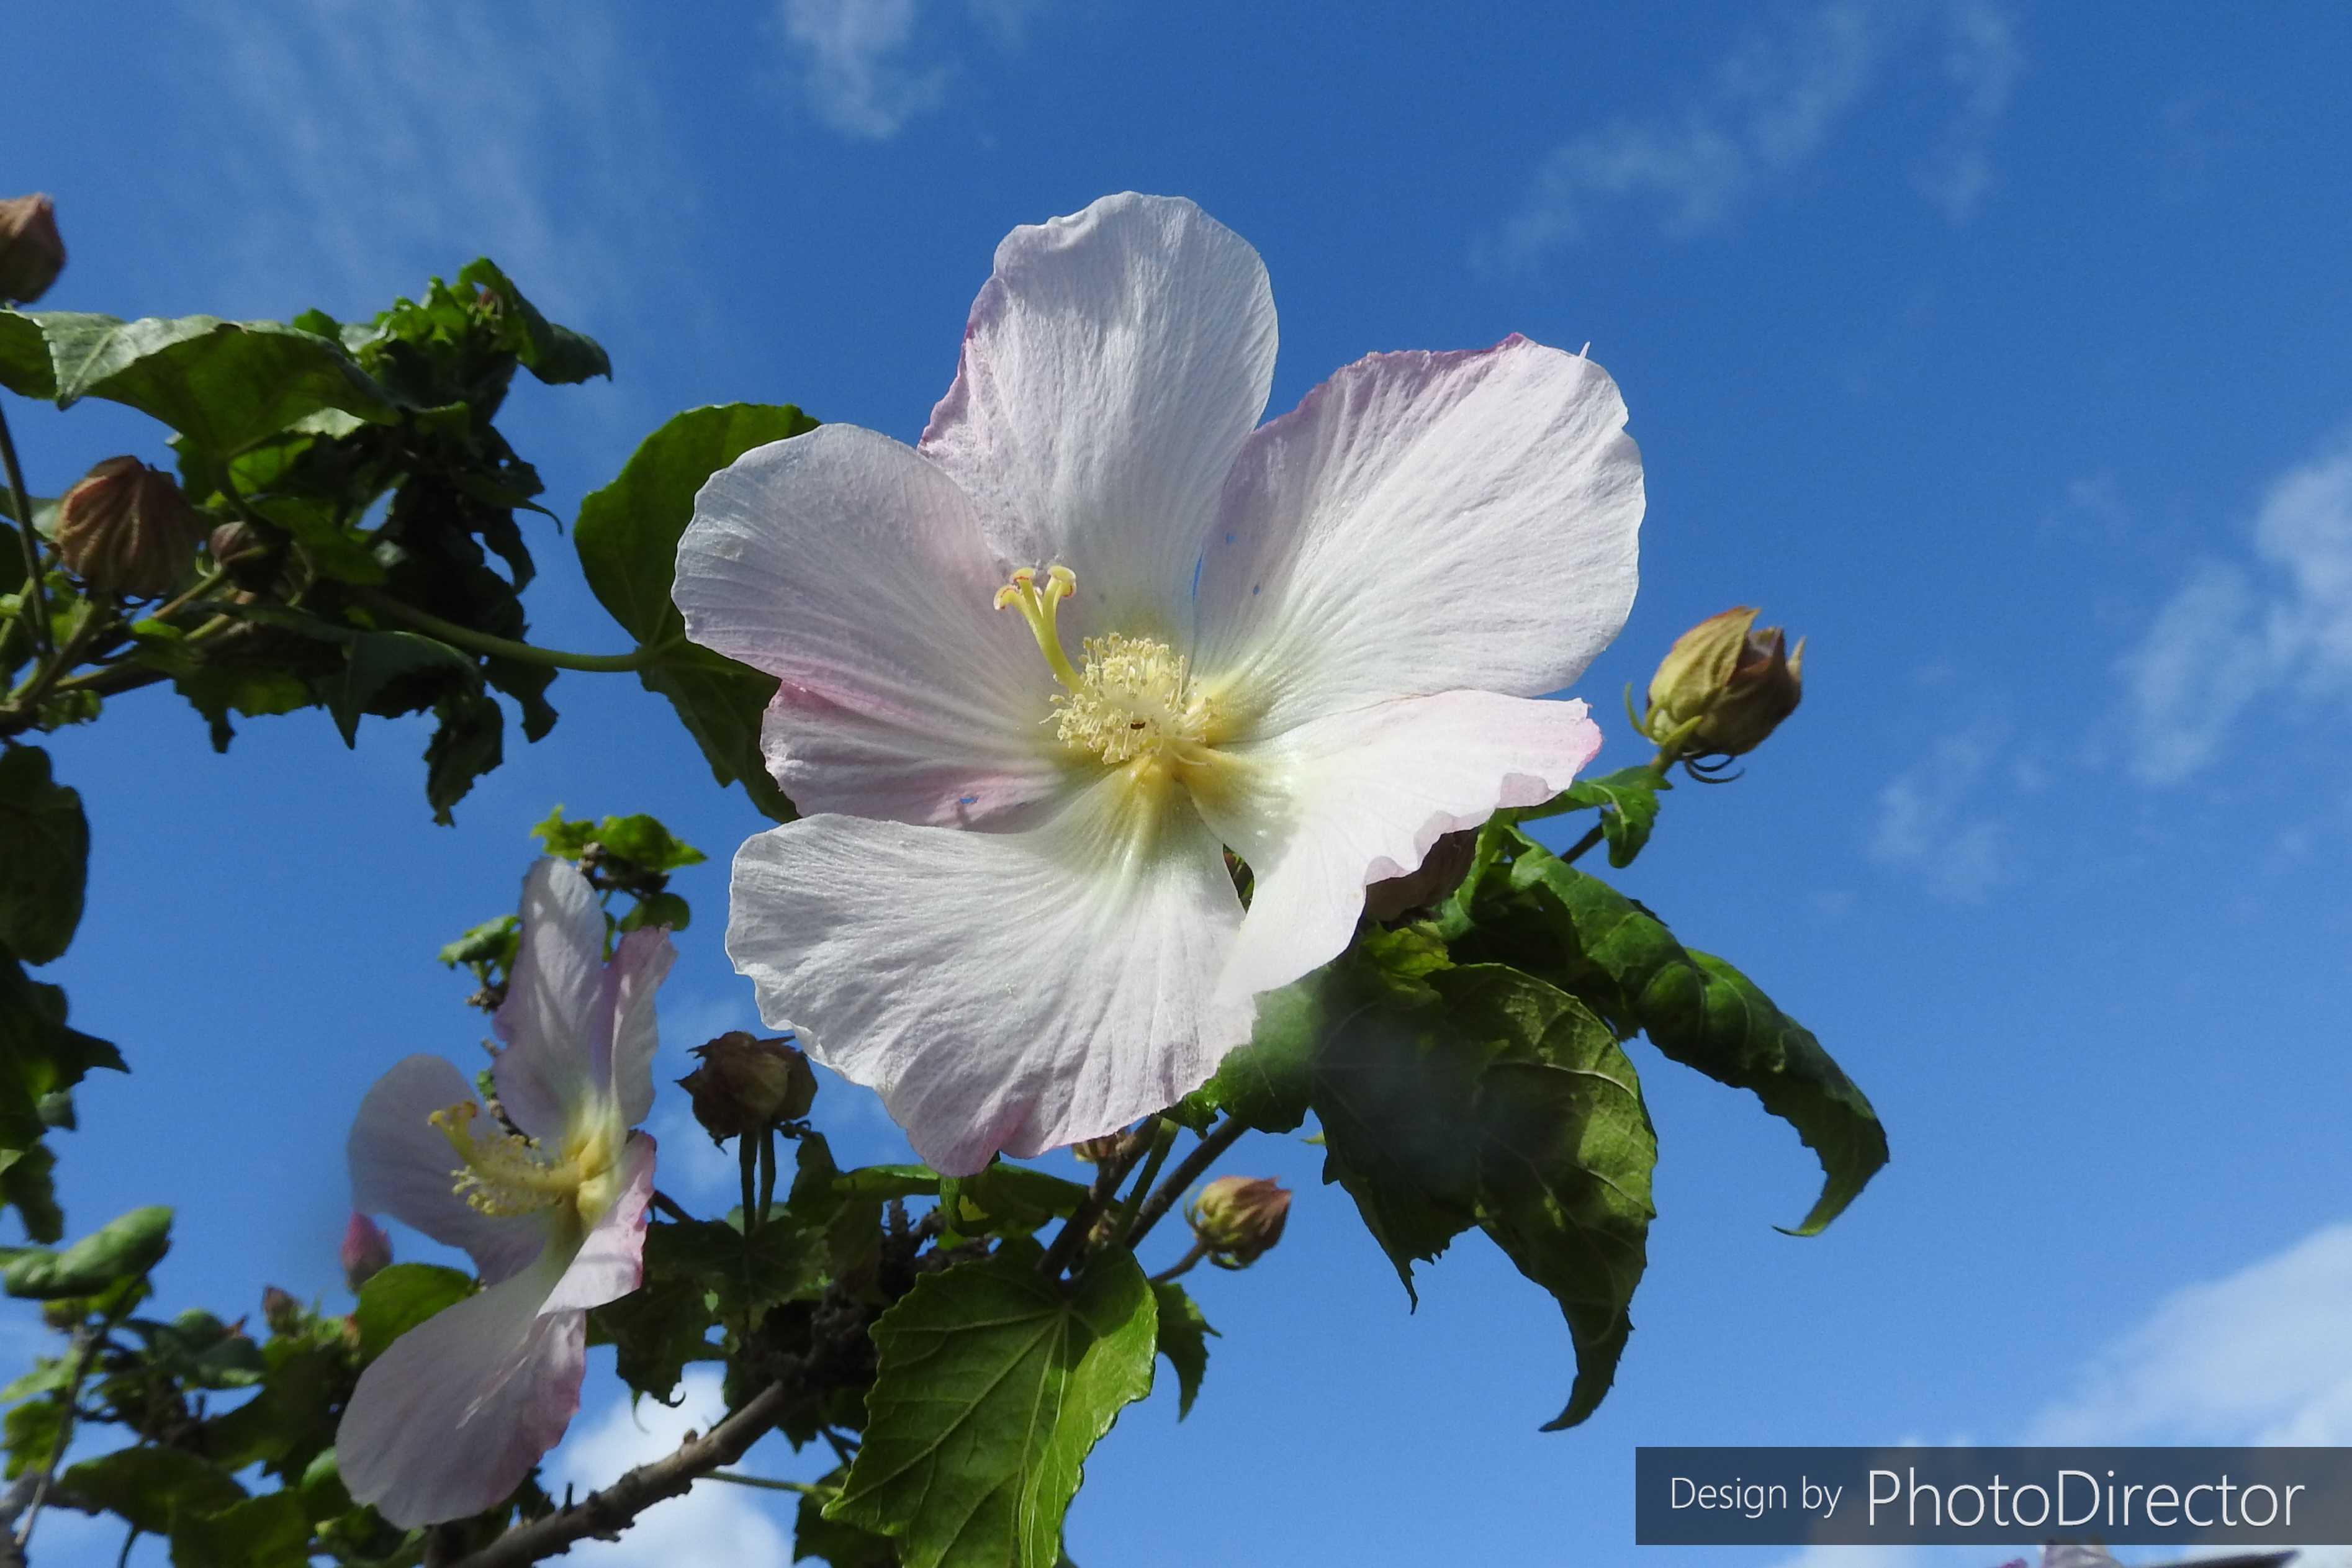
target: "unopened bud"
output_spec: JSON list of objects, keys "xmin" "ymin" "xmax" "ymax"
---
[
  {"xmin": 1363, "ymin": 829, "xmax": 1478, "ymax": 922},
  {"xmin": 262, "ymin": 1285, "xmax": 300, "ymax": 1335},
  {"xmin": 207, "ymin": 519, "xmax": 275, "ymax": 590},
  {"xmin": 1186, "ymin": 1175, "xmax": 1291, "ymax": 1268},
  {"xmin": 341, "ymin": 1212, "xmax": 392, "ymax": 1293},
  {"xmin": 54, "ymin": 457, "xmax": 204, "ymax": 598},
  {"xmin": 677, "ymin": 1031, "xmax": 816, "ymax": 1145},
  {"xmin": 1640, "ymin": 606, "xmax": 1804, "ymax": 765},
  {"xmin": 1070, "ymin": 1133, "xmax": 1127, "ymax": 1165},
  {"xmin": 0, "ymin": 195, "xmax": 64, "ymax": 304}
]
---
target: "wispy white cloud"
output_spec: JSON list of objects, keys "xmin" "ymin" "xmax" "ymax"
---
[
  {"xmin": 1490, "ymin": 0, "xmax": 2023, "ymax": 264},
  {"xmin": 769, "ymin": 0, "xmax": 1057, "ymax": 140},
  {"xmin": 2030, "ymin": 1222, "xmax": 2352, "ymax": 1446},
  {"xmin": 549, "ymin": 1369, "xmax": 795, "ymax": 1566},
  {"xmin": 2120, "ymin": 428, "xmax": 2352, "ymax": 783},
  {"xmin": 1869, "ymin": 721, "xmax": 2016, "ymax": 901},
  {"xmin": 201, "ymin": 0, "xmax": 685, "ymax": 325}
]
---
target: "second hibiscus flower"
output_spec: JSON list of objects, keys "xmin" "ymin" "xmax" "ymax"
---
[{"xmin": 676, "ymin": 192, "xmax": 1644, "ymax": 1174}]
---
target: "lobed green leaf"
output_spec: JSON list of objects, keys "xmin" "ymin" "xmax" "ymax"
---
[
  {"xmin": 826, "ymin": 1245, "xmax": 1156, "ymax": 1568},
  {"xmin": 0, "ymin": 744, "xmax": 87, "ymax": 966},
  {"xmin": 352, "ymin": 1263, "xmax": 475, "ymax": 1359},
  {"xmin": 1149, "ymin": 1281, "xmax": 1217, "ymax": 1420}
]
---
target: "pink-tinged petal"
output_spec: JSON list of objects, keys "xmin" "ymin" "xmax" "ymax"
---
[
  {"xmin": 492, "ymin": 859, "xmax": 608, "ymax": 1142},
  {"xmin": 602, "ymin": 927, "xmax": 674, "ymax": 1129},
  {"xmin": 919, "ymin": 192, "xmax": 1278, "ymax": 639},
  {"xmin": 347, "ymin": 1055, "xmax": 543, "ymax": 1285},
  {"xmin": 541, "ymin": 1133, "xmax": 655, "ymax": 1313},
  {"xmin": 338, "ymin": 1255, "xmax": 585, "ymax": 1527},
  {"xmin": 1192, "ymin": 336, "xmax": 1643, "ymax": 734},
  {"xmin": 677, "ymin": 425, "xmax": 1070, "ymax": 824},
  {"xmin": 1194, "ymin": 692, "xmax": 1602, "ymax": 1002},
  {"xmin": 726, "ymin": 778, "xmax": 1250, "ymax": 1174}
]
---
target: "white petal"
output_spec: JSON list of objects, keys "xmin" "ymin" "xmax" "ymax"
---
[
  {"xmin": 492, "ymin": 858, "xmax": 607, "ymax": 1142},
  {"xmin": 1194, "ymin": 692, "xmax": 1602, "ymax": 1001},
  {"xmin": 346, "ymin": 1055, "xmax": 543, "ymax": 1284},
  {"xmin": 726, "ymin": 777, "xmax": 1250, "ymax": 1174},
  {"xmin": 541, "ymin": 1133, "xmax": 656, "ymax": 1313},
  {"xmin": 919, "ymin": 192, "xmax": 1278, "ymax": 639},
  {"xmin": 603, "ymin": 927, "xmax": 674, "ymax": 1128},
  {"xmin": 338, "ymin": 1253, "xmax": 585, "ymax": 1526},
  {"xmin": 1192, "ymin": 336, "xmax": 1643, "ymax": 735},
  {"xmin": 677, "ymin": 424, "xmax": 1071, "ymax": 824}
]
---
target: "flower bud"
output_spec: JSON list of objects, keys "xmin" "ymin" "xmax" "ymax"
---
[
  {"xmin": 1185, "ymin": 1175, "xmax": 1291, "ymax": 1268},
  {"xmin": 0, "ymin": 195, "xmax": 64, "ymax": 304},
  {"xmin": 54, "ymin": 457, "xmax": 205, "ymax": 598},
  {"xmin": 262, "ymin": 1285, "xmax": 301, "ymax": 1335},
  {"xmin": 207, "ymin": 519, "xmax": 276, "ymax": 590},
  {"xmin": 1070, "ymin": 1133, "xmax": 1127, "ymax": 1165},
  {"xmin": 341, "ymin": 1212, "xmax": 392, "ymax": 1293},
  {"xmin": 1640, "ymin": 606, "xmax": 1804, "ymax": 763},
  {"xmin": 677, "ymin": 1031, "xmax": 816, "ymax": 1145}
]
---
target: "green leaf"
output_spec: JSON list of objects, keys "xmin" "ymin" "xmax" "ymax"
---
[
  {"xmin": 0, "ymin": 1144, "xmax": 61, "ymax": 1245},
  {"xmin": 457, "ymin": 259, "xmax": 611, "ymax": 385},
  {"xmin": 938, "ymin": 1163, "xmax": 1091, "ymax": 1243},
  {"xmin": 618, "ymin": 890, "xmax": 691, "ymax": 934},
  {"xmin": 438, "ymin": 914, "xmax": 518, "ymax": 971},
  {"xmin": 577, "ymin": 403, "xmax": 817, "ymax": 641},
  {"xmin": 0, "ymin": 310, "xmax": 53, "ymax": 396},
  {"xmin": 0, "ymin": 955, "xmax": 123, "ymax": 1171},
  {"xmin": 576, "ymin": 403, "xmax": 818, "ymax": 820},
  {"xmin": 641, "ymin": 1215, "xmax": 827, "ymax": 1330},
  {"xmin": 795, "ymin": 1471, "xmax": 896, "ymax": 1567},
  {"xmin": 132, "ymin": 1307, "xmax": 268, "ymax": 1390},
  {"xmin": 534, "ymin": 808, "xmax": 706, "ymax": 872},
  {"xmin": 1148, "ymin": 1281, "xmax": 1217, "ymax": 1420},
  {"xmin": 1549, "ymin": 765, "xmax": 1664, "ymax": 868},
  {"xmin": 422, "ymin": 687, "xmax": 505, "ymax": 825},
  {"xmin": 827, "ymin": 1246, "xmax": 1157, "ymax": 1568},
  {"xmin": 0, "ymin": 746, "xmax": 86, "ymax": 965},
  {"xmin": 352, "ymin": 1263, "xmax": 475, "ymax": 1359},
  {"xmin": 22, "ymin": 312, "xmax": 400, "ymax": 453},
  {"xmin": 169, "ymin": 1492, "xmax": 311, "ymax": 1568},
  {"xmin": 60, "ymin": 1444, "xmax": 245, "ymax": 1535},
  {"xmin": 1460, "ymin": 834, "xmax": 1887, "ymax": 1234},
  {"xmin": 2, "ymin": 1390, "xmax": 60, "ymax": 1479},
  {"xmin": 325, "ymin": 630, "xmax": 479, "ymax": 747},
  {"xmin": 590, "ymin": 1267, "xmax": 715, "ymax": 1402},
  {"xmin": 1203, "ymin": 946, "xmax": 1657, "ymax": 1427},
  {"xmin": 829, "ymin": 1164, "xmax": 943, "ymax": 1201},
  {"xmin": 4, "ymin": 1205, "xmax": 171, "ymax": 1299},
  {"xmin": 1431, "ymin": 966, "xmax": 1654, "ymax": 1428}
]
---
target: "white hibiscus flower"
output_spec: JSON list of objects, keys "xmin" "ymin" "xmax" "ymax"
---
[{"xmin": 676, "ymin": 192, "xmax": 1642, "ymax": 1174}]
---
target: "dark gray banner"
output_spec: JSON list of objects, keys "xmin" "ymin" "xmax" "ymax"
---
[{"xmin": 1635, "ymin": 1447, "xmax": 2352, "ymax": 1546}]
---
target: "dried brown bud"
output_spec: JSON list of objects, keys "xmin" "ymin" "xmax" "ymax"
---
[
  {"xmin": 1363, "ymin": 829, "xmax": 1479, "ymax": 922},
  {"xmin": 1070, "ymin": 1133, "xmax": 1127, "ymax": 1165},
  {"xmin": 0, "ymin": 195, "xmax": 64, "ymax": 304},
  {"xmin": 677, "ymin": 1031, "xmax": 816, "ymax": 1145},
  {"xmin": 261, "ymin": 1285, "xmax": 301, "ymax": 1335},
  {"xmin": 207, "ymin": 518, "xmax": 276, "ymax": 590},
  {"xmin": 54, "ymin": 457, "xmax": 204, "ymax": 597},
  {"xmin": 1186, "ymin": 1175, "xmax": 1292, "ymax": 1268},
  {"xmin": 1641, "ymin": 606, "xmax": 1805, "ymax": 764}
]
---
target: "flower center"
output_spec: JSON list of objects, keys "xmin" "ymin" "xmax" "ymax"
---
[
  {"xmin": 431, "ymin": 1100, "xmax": 611, "ymax": 1219},
  {"xmin": 996, "ymin": 565, "xmax": 1216, "ymax": 770}
]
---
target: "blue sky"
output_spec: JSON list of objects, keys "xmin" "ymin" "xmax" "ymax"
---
[{"xmin": 14, "ymin": 2, "xmax": 2352, "ymax": 1564}]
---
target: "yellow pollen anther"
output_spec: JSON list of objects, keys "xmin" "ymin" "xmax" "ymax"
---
[
  {"xmin": 994, "ymin": 564, "xmax": 1218, "ymax": 770},
  {"xmin": 430, "ymin": 1100, "xmax": 575, "ymax": 1218}
]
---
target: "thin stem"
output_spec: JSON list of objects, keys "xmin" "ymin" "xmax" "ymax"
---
[
  {"xmin": 0, "ymin": 399, "xmax": 52, "ymax": 662},
  {"xmin": 1038, "ymin": 1121, "xmax": 1157, "ymax": 1281},
  {"xmin": 757, "ymin": 1130, "xmax": 778, "ymax": 1227},
  {"xmin": 1557, "ymin": 821, "xmax": 1607, "ymax": 867},
  {"xmin": 352, "ymin": 587, "xmax": 665, "ymax": 674},
  {"xmin": 114, "ymin": 1524, "xmax": 138, "ymax": 1568},
  {"xmin": 1122, "ymin": 1117, "xmax": 1248, "ymax": 1251},
  {"xmin": 649, "ymin": 1189, "xmax": 694, "ymax": 1225},
  {"xmin": 1148, "ymin": 1239, "xmax": 1208, "ymax": 1286},
  {"xmin": 14, "ymin": 1323, "xmax": 104, "ymax": 1552},
  {"xmin": 737, "ymin": 1138, "xmax": 760, "ymax": 1238},
  {"xmin": 1104, "ymin": 1120, "xmax": 1176, "ymax": 1246},
  {"xmin": 707, "ymin": 1472, "xmax": 829, "ymax": 1497}
]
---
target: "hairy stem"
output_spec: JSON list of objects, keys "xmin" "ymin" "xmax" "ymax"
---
[
  {"xmin": 0, "ymin": 399, "xmax": 52, "ymax": 662},
  {"xmin": 1037, "ymin": 1118, "xmax": 1160, "ymax": 1280},
  {"xmin": 1148, "ymin": 1238, "xmax": 1209, "ymax": 1286},
  {"xmin": 353, "ymin": 588, "xmax": 664, "ymax": 674},
  {"xmin": 1122, "ymin": 1116, "xmax": 1248, "ymax": 1251}
]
